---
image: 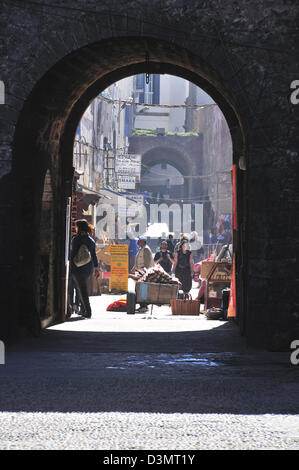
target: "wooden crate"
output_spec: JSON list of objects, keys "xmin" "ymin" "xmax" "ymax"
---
[{"xmin": 200, "ymin": 261, "xmax": 216, "ymax": 279}]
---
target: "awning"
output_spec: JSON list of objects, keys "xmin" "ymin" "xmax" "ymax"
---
[
  {"xmin": 99, "ymin": 188, "xmax": 137, "ymax": 206},
  {"xmin": 76, "ymin": 183, "xmax": 112, "ymax": 210},
  {"xmin": 77, "ymin": 184, "xmax": 139, "ymax": 213},
  {"xmin": 77, "ymin": 183, "xmax": 111, "ymax": 198}
]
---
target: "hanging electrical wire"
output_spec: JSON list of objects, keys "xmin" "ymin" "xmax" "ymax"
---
[
  {"xmin": 142, "ymin": 194, "xmax": 232, "ymax": 203},
  {"xmin": 73, "ymin": 136, "xmax": 129, "ymax": 153},
  {"xmin": 140, "ymin": 162, "xmax": 231, "ymax": 179},
  {"xmin": 97, "ymin": 94, "xmax": 217, "ymax": 109}
]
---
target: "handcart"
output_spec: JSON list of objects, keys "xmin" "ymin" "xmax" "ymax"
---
[{"xmin": 126, "ymin": 279, "xmax": 179, "ymax": 315}]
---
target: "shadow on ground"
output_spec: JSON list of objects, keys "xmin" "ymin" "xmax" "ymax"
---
[
  {"xmin": 0, "ymin": 320, "xmax": 298, "ymax": 415},
  {"xmin": 10, "ymin": 319, "xmax": 245, "ymax": 353}
]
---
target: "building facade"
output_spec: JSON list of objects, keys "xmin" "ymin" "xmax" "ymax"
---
[{"xmin": 72, "ymin": 77, "xmax": 135, "ymax": 234}]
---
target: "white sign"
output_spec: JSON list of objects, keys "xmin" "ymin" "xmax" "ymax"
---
[
  {"xmin": 118, "ymin": 175, "xmax": 136, "ymax": 189},
  {"xmin": 126, "ymin": 193, "xmax": 144, "ymax": 206},
  {"xmin": 115, "ymin": 154, "xmax": 141, "ymax": 182}
]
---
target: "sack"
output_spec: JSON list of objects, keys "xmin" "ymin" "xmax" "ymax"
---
[
  {"xmin": 106, "ymin": 298, "xmax": 127, "ymax": 312},
  {"xmin": 171, "ymin": 294, "xmax": 200, "ymax": 315},
  {"xmin": 73, "ymin": 244, "xmax": 91, "ymax": 267}
]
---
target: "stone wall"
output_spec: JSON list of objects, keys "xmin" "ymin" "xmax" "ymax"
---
[
  {"xmin": 197, "ymin": 106, "xmax": 233, "ymax": 218},
  {"xmin": 0, "ymin": 0, "xmax": 298, "ymax": 348}
]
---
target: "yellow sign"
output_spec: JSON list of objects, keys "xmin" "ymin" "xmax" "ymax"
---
[{"xmin": 109, "ymin": 244, "xmax": 128, "ymax": 291}]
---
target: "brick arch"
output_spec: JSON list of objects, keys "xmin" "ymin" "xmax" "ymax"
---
[
  {"xmin": 13, "ymin": 36, "xmax": 246, "ymax": 169},
  {"xmin": 139, "ymin": 146, "xmax": 198, "ymax": 200},
  {"xmin": 141, "ymin": 145, "xmax": 193, "ymax": 176},
  {"xmin": 0, "ymin": 1, "xmax": 296, "ymax": 351},
  {"xmin": 10, "ymin": 35, "xmax": 247, "ymax": 340}
]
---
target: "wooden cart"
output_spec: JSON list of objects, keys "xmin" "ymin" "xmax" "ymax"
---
[{"xmin": 126, "ymin": 280, "xmax": 179, "ymax": 315}]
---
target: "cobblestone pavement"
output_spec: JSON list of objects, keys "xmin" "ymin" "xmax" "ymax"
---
[{"xmin": 1, "ymin": 294, "xmax": 299, "ymax": 450}]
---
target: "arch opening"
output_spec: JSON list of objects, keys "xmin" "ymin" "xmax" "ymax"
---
[{"xmin": 11, "ymin": 36, "xmax": 247, "ymax": 339}]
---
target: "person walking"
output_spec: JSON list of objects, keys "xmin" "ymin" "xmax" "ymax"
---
[
  {"xmin": 154, "ymin": 240, "xmax": 174, "ymax": 274},
  {"xmin": 189, "ymin": 231, "xmax": 202, "ymax": 263},
  {"xmin": 172, "ymin": 238, "xmax": 194, "ymax": 294},
  {"xmin": 70, "ymin": 219, "xmax": 99, "ymax": 318}
]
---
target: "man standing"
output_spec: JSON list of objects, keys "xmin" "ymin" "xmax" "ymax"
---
[
  {"xmin": 154, "ymin": 240, "xmax": 174, "ymax": 274},
  {"xmin": 131, "ymin": 236, "xmax": 154, "ymax": 313},
  {"xmin": 70, "ymin": 219, "xmax": 99, "ymax": 318},
  {"xmin": 132, "ymin": 236, "xmax": 154, "ymax": 272}
]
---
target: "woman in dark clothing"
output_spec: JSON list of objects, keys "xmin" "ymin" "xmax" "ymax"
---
[
  {"xmin": 70, "ymin": 219, "xmax": 99, "ymax": 318},
  {"xmin": 171, "ymin": 239, "xmax": 194, "ymax": 293}
]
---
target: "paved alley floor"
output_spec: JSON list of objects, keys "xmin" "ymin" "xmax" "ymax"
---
[{"xmin": 0, "ymin": 293, "xmax": 299, "ymax": 450}]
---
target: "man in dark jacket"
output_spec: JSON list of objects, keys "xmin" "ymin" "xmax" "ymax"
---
[
  {"xmin": 70, "ymin": 219, "xmax": 99, "ymax": 318},
  {"xmin": 154, "ymin": 240, "xmax": 174, "ymax": 274}
]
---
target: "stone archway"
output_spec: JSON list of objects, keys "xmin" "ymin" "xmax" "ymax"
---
[
  {"xmin": 130, "ymin": 142, "xmax": 201, "ymax": 201},
  {"xmin": 0, "ymin": 2, "xmax": 296, "ymax": 351},
  {"xmin": 9, "ymin": 36, "xmax": 247, "ymax": 343}
]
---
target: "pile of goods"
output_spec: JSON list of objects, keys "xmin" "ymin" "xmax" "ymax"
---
[
  {"xmin": 106, "ymin": 298, "xmax": 127, "ymax": 312},
  {"xmin": 130, "ymin": 264, "xmax": 181, "ymax": 286}
]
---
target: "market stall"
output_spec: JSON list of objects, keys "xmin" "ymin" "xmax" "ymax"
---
[{"xmin": 202, "ymin": 260, "xmax": 232, "ymax": 317}]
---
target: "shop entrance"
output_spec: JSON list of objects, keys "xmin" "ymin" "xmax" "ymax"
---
[{"xmin": 12, "ymin": 37, "xmax": 247, "ymax": 341}]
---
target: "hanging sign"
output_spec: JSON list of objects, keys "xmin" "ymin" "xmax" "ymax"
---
[{"xmin": 115, "ymin": 154, "xmax": 141, "ymax": 182}]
